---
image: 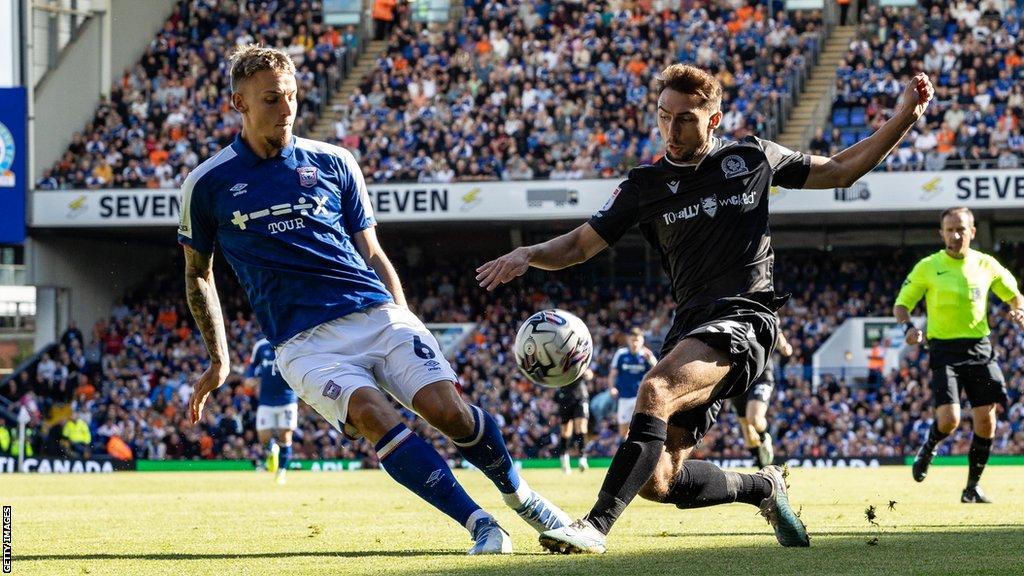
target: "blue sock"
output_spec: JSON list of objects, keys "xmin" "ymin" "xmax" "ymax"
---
[
  {"xmin": 376, "ymin": 424, "xmax": 486, "ymax": 531},
  {"xmin": 453, "ymin": 405, "xmax": 531, "ymax": 507},
  {"xmin": 280, "ymin": 443, "xmax": 293, "ymax": 471}
]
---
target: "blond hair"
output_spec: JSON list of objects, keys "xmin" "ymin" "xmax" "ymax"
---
[
  {"xmin": 228, "ymin": 45, "xmax": 296, "ymax": 92},
  {"xmin": 655, "ymin": 64, "xmax": 722, "ymax": 112}
]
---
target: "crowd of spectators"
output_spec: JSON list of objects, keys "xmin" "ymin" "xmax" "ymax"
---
[
  {"xmin": 821, "ymin": 1, "xmax": 1024, "ymax": 171},
  {"xmin": 338, "ymin": 0, "xmax": 823, "ymax": 183},
  {"xmin": 35, "ymin": 0, "xmax": 356, "ymax": 191},
  {"xmin": 36, "ymin": 0, "xmax": 826, "ymax": 189},
  {"xmin": 4, "ymin": 244, "xmax": 1023, "ymax": 465}
]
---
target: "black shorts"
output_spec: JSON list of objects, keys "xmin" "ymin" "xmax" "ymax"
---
[
  {"xmin": 928, "ymin": 338, "xmax": 1007, "ymax": 408},
  {"xmin": 662, "ymin": 293, "xmax": 783, "ymax": 441},
  {"xmin": 558, "ymin": 396, "xmax": 589, "ymax": 421},
  {"xmin": 731, "ymin": 369, "xmax": 774, "ymax": 417}
]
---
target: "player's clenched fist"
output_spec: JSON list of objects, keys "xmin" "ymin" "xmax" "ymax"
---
[
  {"xmin": 1009, "ymin": 308, "xmax": 1024, "ymax": 327},
  {"xmin": 898, "ymin": 72, "xmax": 934, "ymax": 120}
]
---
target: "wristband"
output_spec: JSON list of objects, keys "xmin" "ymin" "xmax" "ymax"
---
[{"xmin": 902, "ymin": 321, "xmax": 916, "ymax": 335}]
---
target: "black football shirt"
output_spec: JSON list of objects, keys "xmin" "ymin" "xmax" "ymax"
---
[{"xmin": 588, "ymin": 136, "xmax": 811, "ymax": 311}]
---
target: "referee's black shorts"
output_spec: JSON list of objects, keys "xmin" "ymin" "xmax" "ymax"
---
[
  {"xmin": 660, "ymin": 292, "xmax": 784, "ymax": 441},
  {"xmin": 928, "ymin": 338, "xmax": 1007, "ymax": 408}
]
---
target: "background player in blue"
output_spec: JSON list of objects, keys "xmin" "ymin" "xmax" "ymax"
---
[
  {"xmin": 178, "ymin": 45, "xmax": 570, "ymax": 554},
  {"xmin": 245, "ymin": 336, "xmax": 296, "ymax": 485},
  {"xmin": 609, "ymin": 328, "xmax": 657, "ymax": 441}
]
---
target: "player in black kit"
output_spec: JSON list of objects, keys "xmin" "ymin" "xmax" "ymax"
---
[
  {"xmin": 478, "ymin": 63, "xmax": 933, "ymax": 553},
  {"xmin": 732, "ymin": 327, "xmax": 791, "ymax": 468},
  {"xmin": 556, "ymin": 369, "xmax": 592, "ymax": 474}
]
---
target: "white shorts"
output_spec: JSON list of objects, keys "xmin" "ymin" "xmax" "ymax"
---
[
  {"xmin": 256, "ymin": 403, "xmax": 299, "ymax": 432},
  {"xmin": 275, "ymin": 303, "xmax": 458, "ymax": 434},
  {"xmin": 616, "ymin": 396, "xmax": 638, "ymax": 425}
]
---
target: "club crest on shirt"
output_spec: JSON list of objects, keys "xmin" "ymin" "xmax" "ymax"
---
[
  {"xmin": 598, "ymin": 186, "xmax": 621, "ymax": 215},
  {"xmin": 701, "ymin": 196, "xmax": 718, "ymax": 217},
  {"xmin": 297, "ymin": 166, "xmax": 319, "ymax": 187},
  {"xmin": 322, "ymin": 380, "xmax": 342, "ymax": 400},
  {"xmin": 721, "ymin": 155, "xmax": 748, "ymax": 178}
]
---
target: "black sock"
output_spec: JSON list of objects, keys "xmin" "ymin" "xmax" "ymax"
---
[
  {"xmin": 559, "ymin": 436, "xmax": 571, "ymax": 457},
  {"xmin": 584, "ymin": 413, "xmax": 667, "ymax": 535},
  {"xmin": 748, "ymin": 446, "xmax": 761, "ymax": 461},
  {"xmin": 665, "ymin": 460, "xmax": 773, "ymax": 508},
  {"xmin": 922, "ymin": 422, "xmax": 950, "ymax": 454},
  {"xmin": 573, "ymin": 432, "xmax": 585, "ymax": 455},
  {"xmin": 967, "ymin": 435, "xmax": 992, "ymax": 489}
]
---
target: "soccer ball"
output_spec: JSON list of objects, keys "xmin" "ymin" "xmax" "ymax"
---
[{"xmin": 513, "ymin": 309, "xmax": 593, "ymax": 388}]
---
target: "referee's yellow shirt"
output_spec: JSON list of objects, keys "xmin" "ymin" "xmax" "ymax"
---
[{"xmin": 895, "ymin": 249, "xmax": 1021, "ymax": 340}]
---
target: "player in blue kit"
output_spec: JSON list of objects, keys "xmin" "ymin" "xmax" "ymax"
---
[
  {"xmin": 178, "ymin": 45, "xmax": 570, "ymax": 554},
  {"xmin": 609, "ymin": 329, "xmax": 657, "ymax": 441},
  {"xmin": 245, "ymin": 337, "xmax": 296, "ymax": 484}
]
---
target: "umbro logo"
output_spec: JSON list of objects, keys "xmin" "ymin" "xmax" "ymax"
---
[
  {"xmin": 425, "ymin": 468, "xmax": 445, "ymax": 487},
  {"xmin": 230, "ymin": 183, "xmax": 248, "ymax": 196},
  {"xmin": 667, "ymin": 180, "xmax": 680, "ymax": 194}
]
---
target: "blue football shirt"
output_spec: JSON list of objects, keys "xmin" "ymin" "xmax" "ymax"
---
[
  {"xmin": 246, "ymin": 337, "xmax": 296, "ymax": 406},
  {"xmin": 612, "ymin": 348, "xmax": 655, "ymax": 399},
  {"xmin": 178, "ymin": 135, "xmax": 392, "ymax": 344}
]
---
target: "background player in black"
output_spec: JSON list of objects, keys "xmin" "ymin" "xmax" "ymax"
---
[
  {"xmin": 556, "ymin": 368, "xmax": 593, "ymax": 474},
  {"xmin": 478, "ymin": 64, "xmax": 934, "ymax": 553},
  {"xmin": 732, "ymin": 327, "xmax": 791, "ymax": 468}
]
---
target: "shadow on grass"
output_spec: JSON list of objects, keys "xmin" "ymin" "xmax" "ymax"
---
[
  {"xmin": 18, "ymin": 549, "xmax": 465, "ymax": 561},
  {"xmin": 18, "ymin": 527, "xmax": 1024, "ymax": 575}
]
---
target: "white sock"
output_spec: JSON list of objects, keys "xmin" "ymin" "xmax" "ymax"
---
[
  {"xmin": 465, "ymin": 508, "xmax": 493, "ymax": 533},
  {"xmin": 501, "ymin": 477, "xmax": 533, "ymax": 509}
]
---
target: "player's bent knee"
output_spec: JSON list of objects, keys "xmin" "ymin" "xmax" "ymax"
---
[
  {"xmin": 638, "ymin": 375, "xmax": 675, "ymax": 408},
  {"xmin": 346, "ymin": 388, "xmax": 403, "ymax": 443},
  {"xmin": 752, "ymin": 415, "xmax": 768, "ymax": 433},
  {"xmin": 938, "ymin": 415, "xmax": 960, "ymax": 434},
  {"xmin": 414, "ymin": 382, "xmax": 474, "ymax": 439}
]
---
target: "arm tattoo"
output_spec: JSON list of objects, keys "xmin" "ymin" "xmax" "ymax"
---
[{"xmin": 184, "ymin": 246, "xmax": 230, "ymax": 367}]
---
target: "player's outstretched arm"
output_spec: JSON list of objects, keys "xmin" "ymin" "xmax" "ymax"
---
[
  {"xmin": 475, "ymin": 223, "xmax": 608, "ymax": 291},
  {"xmin": 802, "ymin": 73, "xmax": 934, "ymax": 189},
  {"xmin": 353, "ymin": 226, "xmax": 407, "ymax": 307},
  {"xmin": 183, "ymin": 244, "xmax": 231, "ymax": 424}
]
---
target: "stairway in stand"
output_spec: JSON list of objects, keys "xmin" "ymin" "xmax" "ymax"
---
[{"xmin": 777, "ymin": 25, "xmax": 857, "ymax": 151}]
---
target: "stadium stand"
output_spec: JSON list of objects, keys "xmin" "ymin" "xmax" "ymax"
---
[
  {"xmin": 35, "ymin": 0, "xmax": 359, "ymax": 191},
  {"xmin": 333, "ymin": 1, "xmax": 824, "ymax": 182},
  {"xmin": 4, "ymin": 246, "xmax": 1023, "ymax": 463},
  {"xmin": 36, "ymin": 0, "xmax": 827, "ymax": 188},
  {"xmin": 11, "ymin": 0, "xmax": 1022, "ymax": 465},
  {"xmin": 827, "ymin": 1, "xmax": 1024, "ymax": 171}
]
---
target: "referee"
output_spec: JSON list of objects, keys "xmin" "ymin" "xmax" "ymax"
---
[{"xmin": 894, "ymin": 207, "xmax": 1024, "ymax": 503}]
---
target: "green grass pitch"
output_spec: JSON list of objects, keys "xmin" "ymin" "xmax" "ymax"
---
[{"xmin": 4, "ymin": 466, "xmax": 1023, "ymax": 575}]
